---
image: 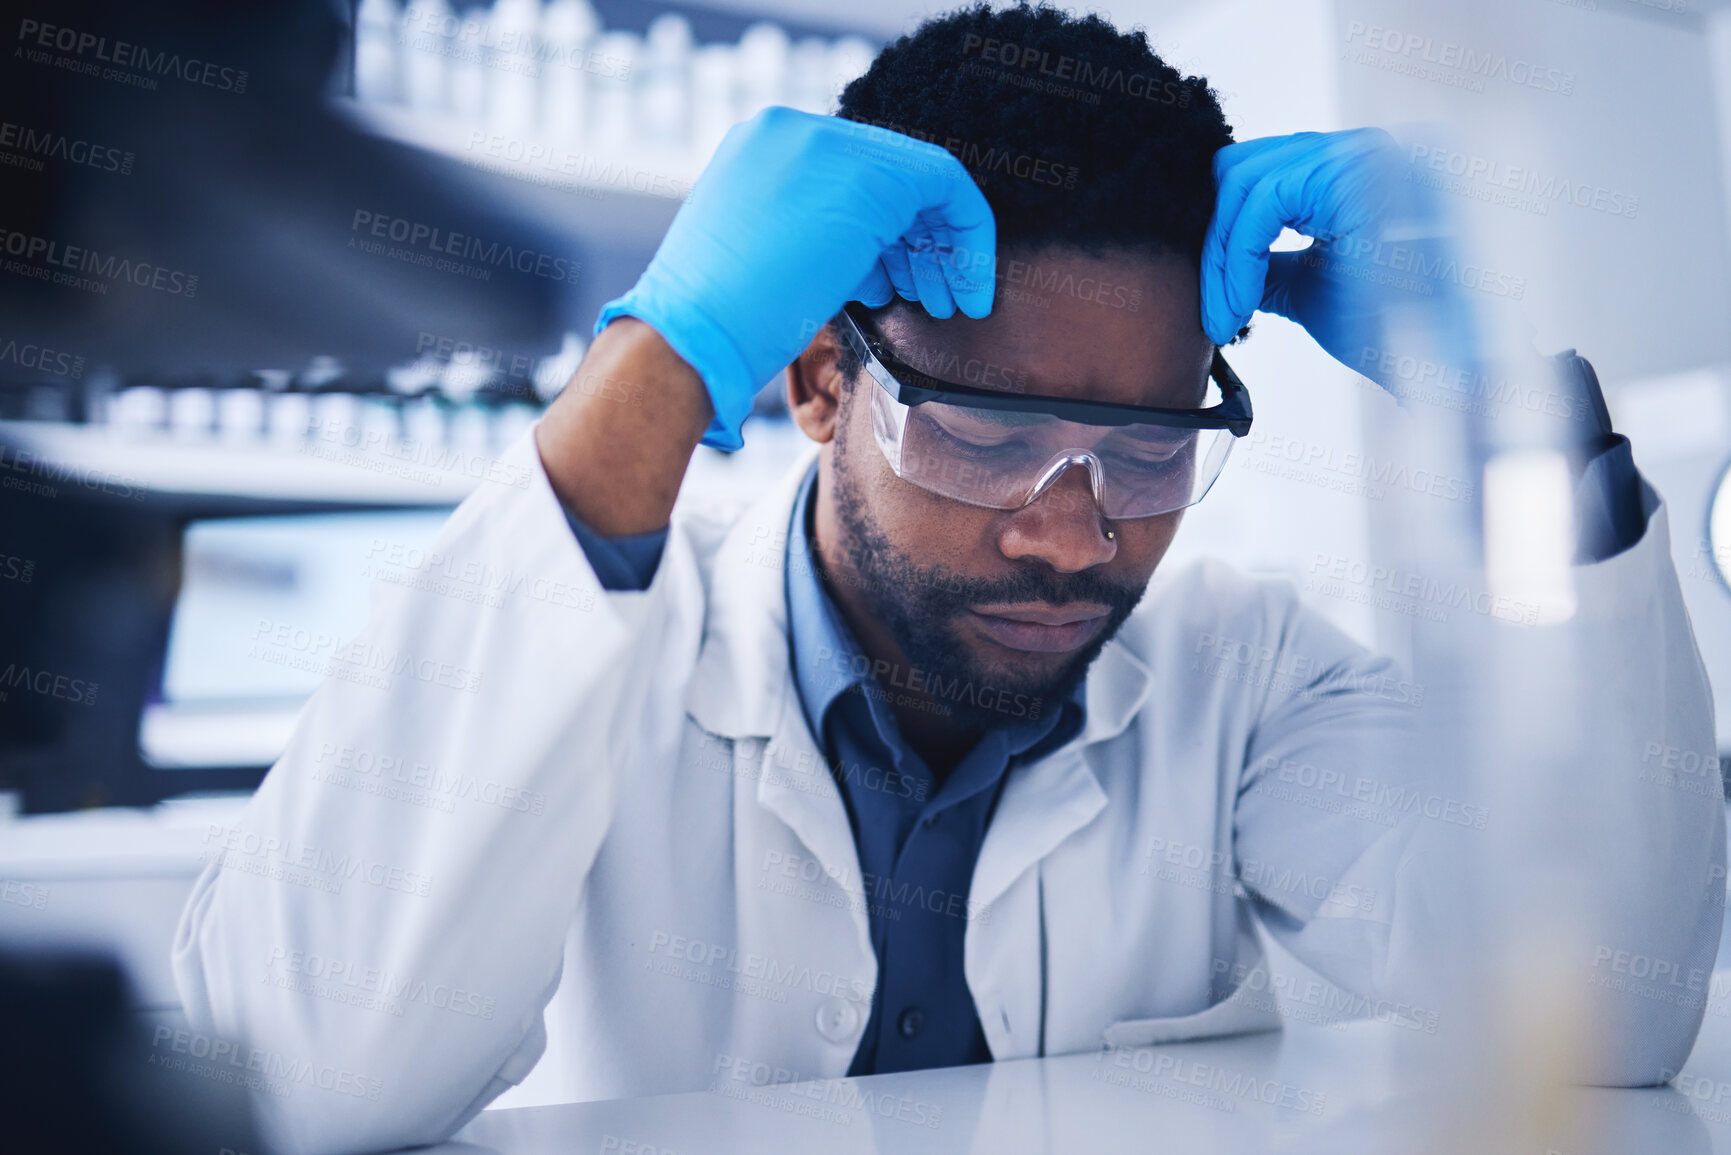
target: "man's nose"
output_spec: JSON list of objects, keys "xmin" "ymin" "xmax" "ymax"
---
[{"xmin": 995, "ymin": 460, "xmax": 1116, "ymax": 572}]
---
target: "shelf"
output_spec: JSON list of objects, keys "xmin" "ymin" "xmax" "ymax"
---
[
  {"xmin": 1, "ymin": 412, "xmax": 814, "ymax": 507},
  {"xmin": 344, "ymin": 100, "xmax": 704, "ymax": 202},
  {"xmin": 0, "ymin": 420, "xmax": 492, "ymax": 506}
]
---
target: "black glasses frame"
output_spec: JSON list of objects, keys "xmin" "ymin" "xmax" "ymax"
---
[{"xmin": 838, "ymin": 302, "xmax": 1254, "ymax": 436}]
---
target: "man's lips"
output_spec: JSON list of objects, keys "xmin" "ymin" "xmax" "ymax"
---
[{"xmin": 967, "ymin": 602, "xmax": 1112, "ymax": 653}]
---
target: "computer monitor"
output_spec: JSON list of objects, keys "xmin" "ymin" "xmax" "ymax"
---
[{"xmin": 141, "ymin": 508, "xmax": 452, "ymax": 771}]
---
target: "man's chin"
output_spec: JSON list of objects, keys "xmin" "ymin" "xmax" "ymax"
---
[
  {"xmin": 963, "ymin": 643, "xmax": 1073, "ymax": 690},
  {"xmin": 920, "ymin": 642, "xmax": 1092, "ymax": 729}
]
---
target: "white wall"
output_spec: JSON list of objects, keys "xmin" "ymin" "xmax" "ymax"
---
[{"xmin": 1134, "ymin": 0, "xmax": 1731, "ymax": 739}]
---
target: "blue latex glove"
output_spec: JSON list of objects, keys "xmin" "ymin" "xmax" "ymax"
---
[
  {"xmin": 596, "ymin": 107, "xmax": 998, "ymax": 450},
  {"xmin": 1200, "ymin": 129, "xmax": 1449, "ymax": 382}
]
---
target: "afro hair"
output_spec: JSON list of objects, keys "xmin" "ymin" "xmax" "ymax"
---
[{"xmin": 837, "ymin": 2, "xmax": 1234, "ymax": 265}]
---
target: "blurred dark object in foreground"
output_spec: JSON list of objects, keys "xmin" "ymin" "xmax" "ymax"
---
[
  {"xmin": 0, "ymin": 0, "xmax": 577, "ymax": 379},
  {"xmin": 1, "ymin": 946, "xmax": 263, "ymax": 1155}
]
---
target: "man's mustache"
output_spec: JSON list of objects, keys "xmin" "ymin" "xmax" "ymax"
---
[{"xmin": 921, "ymin": 564, "xmax": 1144, "ymax": 613}]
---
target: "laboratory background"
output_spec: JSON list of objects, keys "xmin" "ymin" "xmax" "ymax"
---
[{"xmin": 4, "ymin": 0, "xmax": 1731, "ymax": 1151}]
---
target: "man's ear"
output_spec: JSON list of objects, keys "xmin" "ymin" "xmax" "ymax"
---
[{"xmin": 786, "ymin": 320, "xmax": 849, "ymax": 444}]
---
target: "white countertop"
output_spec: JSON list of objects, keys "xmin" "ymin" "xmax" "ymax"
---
[{"xmin": 435, "ymin": 1011, "xmax": 1731, "ymax": 1155}]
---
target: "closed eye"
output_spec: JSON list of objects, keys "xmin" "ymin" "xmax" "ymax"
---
[
  {"xmin": 923, "ymin": 405, "xmax": 1039, "ymax": 445},
  {"xmin": 1101, "ymin": 430, "xmax": 1191, "ymax": 463}
]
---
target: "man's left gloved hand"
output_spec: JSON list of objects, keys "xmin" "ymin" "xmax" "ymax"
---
[{"xmin": 1200, "ymin": 128, "xmax": 1453, "ymax": 385}]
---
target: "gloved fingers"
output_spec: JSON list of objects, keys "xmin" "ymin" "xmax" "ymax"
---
[
  {"xmin": 904, "ymin": 223, "xmax": 959, "ymax": 319},
  {"xmin": 1303, "ymin": 128, "xmax": 1399, "ymax": 237},
  {"xmin": 1198, "ymin": 254, "xmax": 1241, "ymax": 347},
  {"xmin": 1218, "ymin": 168, "xmax": 1318, "ymax": 322},
  {"xmin": 1202, "ymin": 166, "xmax": 1303, "ymax": 343},
  {"xmin": 879, "ymin": 241, "xmax": 920, "ymax": 302},
  {"xmin": 1205, "ymin": 134, "xmax": 1321, "ymax": 266},
  {"xmin": 1222, "ymin": 132, "xmax": 1400, "ymax": 315},
  {"xmin": 936, "ymin": 227, "xmax": 996, "ymax": 319},
  {"xmin": 894, "ymin": 149, "xmax": 997, "ymax": 319},
  {"xmin": 854, "ymin": 260, "xmax": 896, "ymax": 309},
  {"xmin": 1199, "ymin": 245, "xmax": 1249, "ymax": 346},
  {"xmin": 1202, "ymin": 130, "xmax": 1400, "ymax": 343},
  {"xmin": 823, "ymin": 117, "xmax": 998, "ymax": 318},
  {"xmin": 1209, "ymin": 135, "xmax": 1313, "ymax": 214},
  {"xmin": 1199, "ymin": 262, "xmax": 1245, "ymax": 347},
  {"xmin": 910, "ymin": 253, "xmax": 957, "ymax": 318},
  {"xmin": 1201, "ymin": 135, "xmax": 1321, "ymax": 342},
  {"xmin": 1258, "ymin": 249, "xmax": 1311, "ymax": 323}
]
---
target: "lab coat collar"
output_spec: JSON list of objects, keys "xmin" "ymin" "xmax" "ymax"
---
[
  {"xmin": 684, "ymin": 444, "xmax": 819, "ymax": 742},
  {"xmin": 684, "ymin": 448, "xmax": 1156, "ymax": 751}
]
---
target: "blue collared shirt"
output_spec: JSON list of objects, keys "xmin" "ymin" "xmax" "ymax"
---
[{"xmin": 780, "ymin": 463, "xmax": 1086, "ymax": 1074}]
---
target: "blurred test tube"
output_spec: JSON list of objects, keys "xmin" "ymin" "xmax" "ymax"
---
[
  {"xmin": 311, "ymin": 393, "xmax": 362, "ymax": 450},
  {"xmin": 735, "ymin": 22, "xmax": 789, "ymax": 123},
  {"xmin": 540, "ymin": 0, "xmax": 598, "ymax": 146},
  {"xmin": 169, "ymin": 388, "xmax": 217, "ymax": 440},
  {"xmin": 217, "ymin": 388, "xmax": 266, "ymax": 445},
  {"xmin": 355, "ymin": 0, "xmax": 401, "ymax": 104},
  {"xmin": 450, "ymin": 402, "xmax": 492, "ymax": 455},
  {"xmin": 402, "ymin": 394, "xmax": 447, "ymax": 449},
  {"xmin": 691, "ymin": 42, "xmax": 737, "ymax": 163},
  {"xmin": 641, "ymin": 14, "xmax": 693, "ymax": 153},
  {"xmin": 266, "ymin": 392, "xmax": 313, "ymax": 448},
  {"xmin": 399, "ymin": 0, "xmax": 451, "ymax": 113},
  {"xmin": 111, "ymin": 386, "xmax": 167, "ymax": 436},
  {"xmin": 449, "ymin": 6, "xmax": 489, "ymax": 121},
  {"xmin": 589, "ymin": 30, "xmax": 642, "ymax": 155},
  {"xmin": 488, "ymin": 0, "xmax": 540, "ymax": 137},
  {"xmin": 788, "ymin": 36, "xmax": 832, "ymax": 115},
  {"xmin": 495, "ymin": 402, "xmax": 538, "ymax": 449}
]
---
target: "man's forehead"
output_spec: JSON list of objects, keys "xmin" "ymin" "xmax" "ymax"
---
[{"xmin": 870, "ymin": 249, "xmax": 1214, "ymax": 408}]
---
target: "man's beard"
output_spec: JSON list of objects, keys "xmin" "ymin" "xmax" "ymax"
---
[{"xmin": 825, "ymin": 432, "xmax": 1149, "ymax": 733}]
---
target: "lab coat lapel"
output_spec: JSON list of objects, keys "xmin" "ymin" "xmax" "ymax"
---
[
  {"xmin": 684, "ymin": 445, "xmax": 819, "ymax": 741},
  {"xmin": 966, "ymin": 638, "xmax": 1153, "ymax": 1059},
  {"xmin": 971, "ymin": 747, "xmax": 1107, "ymax": 917},
  {"xmin": 755, "ymin": 688, "xmax": 875, "ymax": 964},
  {"xmin": 971, "ymin": 639, "xmax": 1152, "ymax": 914},
  {"xmin": 684, "ymin": 446, "xmax": 873, "ymax": 960}
]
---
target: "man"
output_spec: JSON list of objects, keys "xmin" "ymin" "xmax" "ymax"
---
[{"xmin": 174, "ymin": 5, "xmax": 1721, "ymax": 1153}]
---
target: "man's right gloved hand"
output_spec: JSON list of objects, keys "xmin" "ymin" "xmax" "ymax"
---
[{"xmin": 595, "ymin": 106, "xmax": 998, "ymax": 450}]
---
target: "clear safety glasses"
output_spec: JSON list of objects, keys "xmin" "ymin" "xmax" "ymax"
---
[{"xmin": 837, "ymin": 303, "xmax": 1254, "ymax": 520}]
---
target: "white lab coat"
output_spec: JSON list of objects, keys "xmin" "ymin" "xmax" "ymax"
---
[{"xmin": 173, "ymin": 429, "xmax": 1723, "ymax": 1155}]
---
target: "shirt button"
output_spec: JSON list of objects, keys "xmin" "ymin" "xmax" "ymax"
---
[
  {"xmin": 923, "ymin": 813, "xmax": 940, "ymax": 829},
  {"xmin": 815, "ymin": 997, "xmax": 860, "ymax": 1043},
  {"xmin": 897, "ymin": 1007, "xmax": 925, "ymax": 1038}
]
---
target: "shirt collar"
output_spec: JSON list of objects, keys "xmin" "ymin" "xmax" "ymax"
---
[{"xmin": 785, "ymin": 462, "xmax": 885, "ymax": 745}]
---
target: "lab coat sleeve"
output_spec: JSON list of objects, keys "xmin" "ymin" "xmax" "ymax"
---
[
  {"xmin": 1224, "ymin": 572, "xmax": 1419, "ymax": 1013},
  {"xmin": 1231, "ymin": 483, "xmax": 1723, "ymax": 1086},
  {"xmin": 171, "ymin": 426, "xmax": 715, "ymax": 1155},
  {"xmin": 1505, "ymin": 484, "xmax": 1723, "ymax": 1086}
]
